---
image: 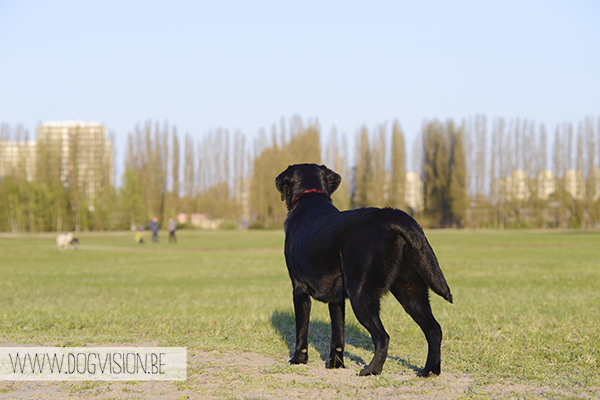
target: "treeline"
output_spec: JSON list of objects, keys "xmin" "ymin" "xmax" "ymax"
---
[
  {"xmin": 465, "ymin": 115, "xmax": 600, "ymax": 229},
  {"xmin": 121, "ymin": 120, "xmax": 248, "ymax": 228},
  {"xmin": 0, "ymin": 123, "xmax": 116, "ymax": 232},
  {"xmin": 1, "ymin": 115, "xmax": 599, "ymax": 232}
]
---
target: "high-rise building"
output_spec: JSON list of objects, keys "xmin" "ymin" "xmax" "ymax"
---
[
  {"xmin": 36, "ymin": 121, "xmax": 114, "ymax": 198},
  {"xmin": 0, "ymin": 140, "xmax": 37, "ymax": 181}
]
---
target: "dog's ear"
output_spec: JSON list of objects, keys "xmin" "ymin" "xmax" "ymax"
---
[
  {"xmin": 322, "ymin": 165, "xmax": 342, "ymax": 195},
  {"xmin": 275, "ymin": 167, "xmax": 292, "ymax": 202}
]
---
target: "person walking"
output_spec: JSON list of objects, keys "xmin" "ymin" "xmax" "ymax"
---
[
  {"xmin": 149, "ymin": 217, "xmax": 160, "ymax": 243},
  {"xmin": 168, "ymin": 217, "xmax": 177, "ymax": 243},
  {"xmin": 135, "ymin": 226, "xmax": 144, "ymax": 244}
]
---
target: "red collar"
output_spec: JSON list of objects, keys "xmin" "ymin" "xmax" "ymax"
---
[{"xmin": 291, "ymin": 189, "xmax": 325, "ymax": 207}]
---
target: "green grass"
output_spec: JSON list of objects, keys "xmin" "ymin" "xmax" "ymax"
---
[
  {"xmin": 427, "ymin": 230, "xmax": 600, "ymax": 387},
  {"xmin": 0, "ymin": 229, "xmax": 599, "ymax": 389}
]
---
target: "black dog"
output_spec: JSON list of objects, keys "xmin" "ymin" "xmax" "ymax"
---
[{"xmin": 275, "ymin": 164, "xmax": 453, "ymax": 377}]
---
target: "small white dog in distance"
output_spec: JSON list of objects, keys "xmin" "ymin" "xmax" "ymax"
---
[{"xmin": 56, "ymin": 232, "xmax": 74, "ymax": 250}]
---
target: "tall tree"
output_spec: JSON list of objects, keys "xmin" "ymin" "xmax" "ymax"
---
[
  {"xmin": 183, "ymin": 133, "xmax": 195, "ymax": 213},
  {"xmin": 489, "ymin": 118, "xmax": 502, "ymax": 227},
  {"xmin": 389, "ymin": 120, "xmax": 406, "ymax": 210},
  {"xmin": 370, "ymin": 123, "xmax": 387, "ymax": 207},
  {"xmin": 448, "ymin": 122, "xmax": 468, "ymax": 227},
  {"xmin": 68, "ymin": 125, "xmax": 82, "ymax": 231},
  {"xmin": 353, "ymin": 126, "xmax": 371, "ymax": 208},
  {"xmin": 585, "ymin": 117, "xmax": 598, "ymax": 226},
  {"xmin": 233, "ymin": 130, "xmax": 248, "ymax": 223},
  {"xmin": 171, "ymin": 127, "xmax": 180, "ymax": 212},
  {"xmin": 469, "ymin": 114, "xmax": 487, "ymax": 228},
  {"xmin": 574, "ymin": 125, "xmax": 586, "ymax": 227},
  {"xmin": 421, "ymin": 119, "xmax": 467, "ymax": 228},
  {"xmin": 522, "ymin": 120, "xmax": 536, "ymax": 226},
  {"xmin": 534, "ymin": 123, "xmax": 549, "ymax": 228},
  {"xmin": 326, "ymin": 127, "xmax": 350, "ymax": 210},
  {"xmin": 196, "ymin": 128, "xmax": 234, "ymax": 220},
  {"xmin": 411, "ymin": 131, "xmax": 423, "ymax": 176},
  {"xmin": 552, "ymin": 125, "xmax": 567, "ymax": 227},
  {"xmin": 422, "ymin": 120, "xmax": 451, "ymax": 227},
  {"xmin": 126, "ymin": 120, "xmax": 170, "ymax": 223}
]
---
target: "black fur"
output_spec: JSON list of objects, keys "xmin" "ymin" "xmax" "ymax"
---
[{"xmin": 275, "ymin": 164, "xmax": 453, "ymax": 377}]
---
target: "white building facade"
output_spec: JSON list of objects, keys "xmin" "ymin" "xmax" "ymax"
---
[
  {"xmin": 0, "ymin": 140, "xmax": 37, "ymax": 181},
  {"xmin": 36, "ymin": 121, "xmax": 114, "ymax": 198}
]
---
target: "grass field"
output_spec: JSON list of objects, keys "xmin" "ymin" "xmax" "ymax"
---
[{"xmin": 0, "ymin": 229, "xmax": 599, "ymax": 398}]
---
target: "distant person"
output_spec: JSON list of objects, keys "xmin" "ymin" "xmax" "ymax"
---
[
  {"xmin": 135, "ymin": 226, "xmax": 145, "ymax": 244},
  {"xmin": 168, "ymin": 217, "xmax": 177, "ymax": 243},
  {"xmin": 149, "ymin": 217, "xmax": 160, "ymax": 243}
]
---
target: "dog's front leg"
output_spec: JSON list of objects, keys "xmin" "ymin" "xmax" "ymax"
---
[
  {"xmin": 326, "ymin": 300, "xmax": 345, "ymax": 368},
  {"xmin": 290, "ymin": 286, "xmax": 311, "ymax": 364}
]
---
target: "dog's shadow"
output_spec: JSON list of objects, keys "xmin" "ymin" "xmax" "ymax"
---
[{"xmin": 270, "ymin": 310, "xmax": 420, "ymax": 372}]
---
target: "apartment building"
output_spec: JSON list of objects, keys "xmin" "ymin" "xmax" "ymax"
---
[
  {"xmin": 0, "ymin": 140, "xmax": 36, "ymax": 181},
  {"xmin": 36, "ymin": 121, "xmax": 114, "ymax": 198}
]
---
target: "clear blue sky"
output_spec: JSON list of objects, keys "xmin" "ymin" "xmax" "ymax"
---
[{"xmin": 1, "ymin": 0, "xmax": 599, "ymax": 179}]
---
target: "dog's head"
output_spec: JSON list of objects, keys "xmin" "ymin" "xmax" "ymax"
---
[{"xmin": 275, "ymin": 164, "xmax": 341, "ymax": 210}]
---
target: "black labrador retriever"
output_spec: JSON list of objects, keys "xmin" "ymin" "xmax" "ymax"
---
[{"xmin": 275, "ymin": 164, "xmax": 453, "ymax": 377}]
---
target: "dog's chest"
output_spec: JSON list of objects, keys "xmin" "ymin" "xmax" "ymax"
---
[{"xmin": 284, "ymin": 215, "xmax": 345, "ymax": 303}]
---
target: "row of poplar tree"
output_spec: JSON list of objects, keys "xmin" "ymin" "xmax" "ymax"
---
[{"xmin": 1, "ymin": 115, "xmax": 599, "ymax": 232}]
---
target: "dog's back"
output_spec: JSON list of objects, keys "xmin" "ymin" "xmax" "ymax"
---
[{"xmin": 336, "ymin": 207, "xmax": 452, "ymax": 303}]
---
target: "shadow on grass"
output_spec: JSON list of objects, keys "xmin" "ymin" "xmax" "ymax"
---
[{"xmin": 270, "ymin": 310, "xmax": 420, "ymax": 372}]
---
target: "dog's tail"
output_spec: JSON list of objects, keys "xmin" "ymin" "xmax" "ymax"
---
[{"xmin": 390, "ymin": 210, "xmax": 453, "ymax": 304}]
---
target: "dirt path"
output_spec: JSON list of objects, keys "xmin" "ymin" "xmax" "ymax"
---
[{"xmin": 1, "ymin": 350, "xmax": 598, "ymax": 399}]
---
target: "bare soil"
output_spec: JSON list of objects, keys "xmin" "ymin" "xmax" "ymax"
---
[{"xmin": 1, "ymin": 350, "xmax": 598, "ymax": 399}]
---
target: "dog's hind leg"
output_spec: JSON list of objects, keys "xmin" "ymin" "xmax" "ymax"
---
[
  {"xmin": 326, "ymin": 300, "xmax": 345, "ymax": 368},
  {"xmin": 347, "ymin": 291, "xmax": 389, "ymax": 376},
  {"xmin": 391, "ymin": 279, "xmax": 442, "ymax": 377},
  {"xmin": 290, "ymin": 286, "xmax": 311, "ymax": 364}
]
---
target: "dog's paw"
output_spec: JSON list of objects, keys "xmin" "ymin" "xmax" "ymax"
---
[
  {"xmin": 289, "ymin": 352, "xmax": 308, "ymax": 365},
  {"xmin": 417, "ymin": 367, "xmax": 440, "ymax": 377},
  {"xmin": 359, "ymin": 365, "xmax": 382, "ymax": 376}
]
